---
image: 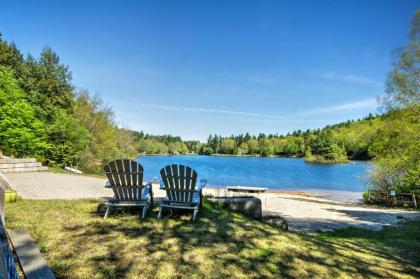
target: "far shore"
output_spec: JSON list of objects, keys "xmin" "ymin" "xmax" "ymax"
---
[{"xmin": 136, "ymin": 153, "xmax": 369, "ymax": 164}]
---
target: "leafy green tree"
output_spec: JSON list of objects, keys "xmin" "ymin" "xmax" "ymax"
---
[
  {"xmin": 370, "ymin": 108, "xmax": 419, "ymax": 193},
  {"xmin": 115, "ymin": 128, "xmax": 137, "ymax": 159},
  {"xmin": 45, "ymin": 110, "xmax": 88, "ymax": 165},
  {"xmin": 201, "ymin": 146, "xmax": 214, "ymax": 155},
  {"xmin": 370, "ymin": 11, "xmax": 420, "ymax": 195},
  {"xmin": 24, "ymin": 47, "xmax": 74, "ymax": 118},
  {"xmin": 382, "ymin": 10, "xmax": 420, "ymax": 110},
  {"xmin": 220, "ymin": 139, "xmax": 236, "ymax": 154},
  {"xmin": 72, "ymin": 91, "xmax": 120, "ymax": 172},
  {"xmin": 247, "ymin": 139, "xmax": 259, "ymax": 155},
  {"xmin": 259, "ymin": 138, "xmax": 274, "ymax": 157},
  {"xmin": 0, "ymin": 66, "xmax": 49, "ymax": 158},
  {"xmin": 239, "ymin": 142, "xmax": 249, "ymax": 155}
]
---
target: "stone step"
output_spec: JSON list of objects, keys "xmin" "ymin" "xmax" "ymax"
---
[
  {"xmin": 0, "ymin": 158, "xmax": 37, "ymax": 164},
  {"xmin": 0, "ymin": 162, "xmax": 43, "ymax": 169},
  {"xmin": 0, "ymin": 166, "xmax": 48, "ymax": 173}
]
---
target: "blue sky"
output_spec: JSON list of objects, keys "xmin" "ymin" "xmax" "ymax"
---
[{"xmin": 1, "ymin": 1, "xmax": 418, "ymax": 141}]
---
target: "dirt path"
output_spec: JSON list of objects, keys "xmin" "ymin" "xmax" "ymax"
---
[
  {"xmin": 5, "ymin": 171, "xmax": 111, "ymax": 199},
  {"xmin": 5, "ymin": 171, "xmax": 420, "ymax": 232}
]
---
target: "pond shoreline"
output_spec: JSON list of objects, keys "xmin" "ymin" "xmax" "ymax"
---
[
  {"xmin": 205, "ymin": 185, "xmax": 364, "ymax": 203},
  {"xmin": 6, "ymin": 171, "xmax": 419, "ymax": 234},
  {"xmin": 138, "ymin": 153, "xmax": 370, "ymax": 163}
]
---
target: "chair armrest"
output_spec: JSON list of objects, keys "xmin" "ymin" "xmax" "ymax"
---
[
  {"xmin": 196, "ymin": 179, "xmax": 207, "ymax": 192},
  {"xmin": 143, "ymin": 178, "xmax": 158, "ymax": 188},
  {"xmin": 105, "ymin": 180, "xmax": 112, "ymax": 188},
  {"xmin": 159, "ymin": 180, "xmax": 165, "ymax": 189}
]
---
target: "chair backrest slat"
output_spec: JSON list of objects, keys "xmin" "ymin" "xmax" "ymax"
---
[
  {"xmin": 109, "ymin": 161, "xmax": 120, "ymax": 186},
  {"xmin": 186, "ymin": 166, "xmax": 192, "ymax": 202},
  {"xmin": 131, "ymin": 160, "xmax": 138, "ymax": 186},
  {"xmin": 179, "ymin": 165, "xmax": 185, "ymax": 202},
  {"xmin": 160, "ymin": 164, "xmax": 197, "ymax": 203},
  {"xmin": 190, "ymin": 169, "xmax": 197, "ymax": 202},
  {"xmin": 166, "ymin": 165, "xmax": 175, "ymax": 201},
  {"xmin": 104, "ymin": 159, "xmax": 145, "ymax": 200},
  {"xmin": 171, "ymin": 164, "xmax": 180, "ymax": 202},
  {"xmin": 115, "ymin": 160, "xmax": 126, "ymax": 186}
]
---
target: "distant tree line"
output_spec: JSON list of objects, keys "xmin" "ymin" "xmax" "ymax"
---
[
  {"xmin": 200, "ymin": 113, "xmax": 377, "ymax": 163},
  {"xmin": 127, "ymin": 112, "xmax": 379, "ymax": 164},
  {"xmin": 130, "ymin": 131, "xmax": 192, "ymax": 155}
]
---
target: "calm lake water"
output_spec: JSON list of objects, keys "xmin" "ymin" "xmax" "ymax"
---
[{"xmin": 137, "ymin": 155, "xmax": 371, "ymax": 196}]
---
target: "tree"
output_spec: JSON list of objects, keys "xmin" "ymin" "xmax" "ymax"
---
[
  {"xmin": 259, "ymin": 138, "xmax": 274, "ymax": 157},
  {"xmin": 220, "ymin": 139, "xmax": 235, "ymax": 154},
  {"xmin": 115, "ymin": 128, "xmax": 137, "ymax": 158},
  {"xmin": 370, "ymin": 108, "xmax": 419, "ymax": 193},
  {"xmin": 247, "ymin": 139, "xmax": 259, "ymax": 155},
  {"xmin": 370, "ymin": 10, "xmax": 420, "ymax": 195},
  {"xmin": 45, "ymin": 110, "xmax": 88, "ymax": 165},
  {"xmin": 239, "ymin": 142, "xmax": 249, "ymax": 155},
  {"xmin": 382, "ymin": 10, "xmax": 420, "ymax": 110},
  {"xmin": 72, "ymin": 91, "xmax": 120, "ymax": 172},
  {"xmin": 0, "ymin": 66, "xmax": 50, "ymax": 158},
  {"xmin": 201, "ymin": 146, "xmax": 214, "ymax": 155}
]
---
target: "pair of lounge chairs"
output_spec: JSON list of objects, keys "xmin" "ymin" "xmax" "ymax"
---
[{"xmin": 103, "ymin": 159, "xmax": 207, "ymax": 222}]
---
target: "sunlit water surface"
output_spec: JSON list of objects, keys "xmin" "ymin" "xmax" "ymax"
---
[{"xmin": 137, "ymin": 155, "xmax": 371, "ymax": 201}]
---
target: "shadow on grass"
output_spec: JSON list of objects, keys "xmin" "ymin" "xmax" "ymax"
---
[
  {"xmin": 6, "ymin": 199, "xmax": 420, "ymax": 278},
  {"xmin": 319, "ymin": 221, "xmax": 420, "ymax": 270}
]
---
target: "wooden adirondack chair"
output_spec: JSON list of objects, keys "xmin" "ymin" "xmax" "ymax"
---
[
  {"xmin": 158, "ymin": 164, "xmax": 207, "ymax": 222},
  {"xmin": 103, "ymin": 159, "xmax": 154, "ymax": 219}
]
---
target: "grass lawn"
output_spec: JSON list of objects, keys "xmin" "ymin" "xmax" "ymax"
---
[{"xmin": 5, "ymin": 199, "xmax": 420, "ymax": 279}]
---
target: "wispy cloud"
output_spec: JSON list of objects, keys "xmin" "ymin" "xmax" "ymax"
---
[
  {"xmin": 115, "ymin": 98, "xmax": 377, "ymax": 121},
  {"xmin": 137, "ymin": 103, "xmax": 286, "ymax": 119},
  {"xmin": 291, "ymin": 98, "xmax": 377, "ymax": 117},
  {"xmin": 248, "ymin": 75, "xmax": 277, "ymax": 85},
  {"xmin": 322, "ymin": 98, "xmax": 377, "ymax": 111},
  {"xmin": 322, "ymin": 72, "xmax": 383, "ymax": 87}
]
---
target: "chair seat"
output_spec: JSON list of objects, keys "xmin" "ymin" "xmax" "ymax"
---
[
  {"xmin": 161, "ymin": 191, "xmax": 200, "ymax": 205},
  {"xmin": 109, "ymin": 187, "xmax": 150, "ymax": 202}
]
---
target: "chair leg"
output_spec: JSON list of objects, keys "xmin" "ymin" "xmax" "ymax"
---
[
  {"xmin": 141, "ymin": 205, "xmax": 148, "ymax": 220},
  {"xmin": 199, "ymin": 191, "xmax": 203, "ymax": 209},
  {"xmin": 104, "ymin": 205, "xmax": 111, "ymax": 219},
  {"xmin": 157, "ymin": 207, "xmax": 163, "ymax": 219},
  {"xmin": 192, "ymin": 208, "xmax": 198, "ymax": 222}
]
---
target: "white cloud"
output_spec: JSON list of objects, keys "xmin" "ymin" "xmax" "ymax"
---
[
  {"xmin": 115, "ymin": 98, "xmax": 377, "ymax": 121},
  {"xmin": 291, "ymin": 98, "xmax": 377, "ymax": 117},
  {"xmin": 322, "ymin": 72, "xmax": 383, "ymax": 87},
  {"xmin": 322, "ymin": 98, "xmax": 377, "ymax": 111},
  {"xmin": 137, "ymin": 103, "xmax": 286, "ymax": 119},
  {"xmin": 248, "ymin": 75, "xmax": 277, "ymax": 85}
]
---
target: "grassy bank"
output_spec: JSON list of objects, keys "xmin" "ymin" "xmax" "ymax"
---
[
  {"xmin": 6, "ymin": 199, "xmax": 420, "ymax": 278},
  {"xmin": 304, "ymin": 154, "xmax": 350, "ymax": 164}
]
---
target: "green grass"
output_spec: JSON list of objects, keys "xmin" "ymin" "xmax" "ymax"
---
[{"xmin": 6, "ymin": 199, "xmax": 420, "ymax": 279}]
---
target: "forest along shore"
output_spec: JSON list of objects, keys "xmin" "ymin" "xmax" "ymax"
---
[{"xmin": 5, "ymin": 171, "xmax": 419, "ymax": 233}]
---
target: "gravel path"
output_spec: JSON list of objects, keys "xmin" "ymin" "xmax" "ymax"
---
[
  {"xmin": 5, "ymin": 171, "xmax": 420, "ymax": 232},
  {"xmin": 5, "ymin": 171, "xmax": 112, "ymax": 199}
]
